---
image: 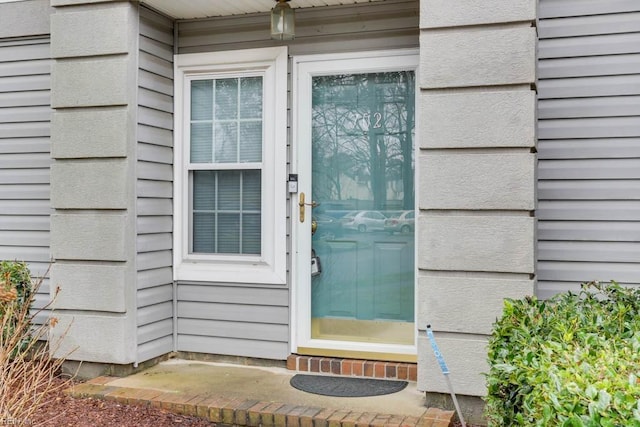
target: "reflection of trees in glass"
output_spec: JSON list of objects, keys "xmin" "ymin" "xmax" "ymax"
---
[
  {"xmin": 191, "ymin": 76, "xmax": 263, "ymax": 164},
  {"xmin": 312, "ymin": 72, "xmax": 415, "ymax": 210}
]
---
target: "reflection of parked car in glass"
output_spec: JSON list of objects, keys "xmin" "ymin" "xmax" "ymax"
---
[
  {"xmin": 384, "ymin": 210, "xmax": 415, "ymax": 234},
  {"xmin": 341, "ymin": 210, "xmax": 387, "ymax": 232},
  {"xmin": 312, "ymin": 214, "xmax": 343, "ymax": 240}
]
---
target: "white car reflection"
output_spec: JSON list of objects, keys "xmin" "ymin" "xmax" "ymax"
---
[
  {"xmin": 384, "ymin": 210, "xmax": 415, "ymax": 234},
  {"xmin": 340, "ymin": 210, "xmax": 387, "ymax": 232}
]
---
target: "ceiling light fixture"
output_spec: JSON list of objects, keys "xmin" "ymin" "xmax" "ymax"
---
[{"xmin": 271, "ymin": 0, "xmax": 295, "ymax": 41}]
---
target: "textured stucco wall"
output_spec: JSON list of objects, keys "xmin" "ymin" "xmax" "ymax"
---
[
  {"xmin": 49, "ymin": 0, "xmax": 139, "ymax": 364},
  {"xmin": 0, "ymin": 0, "xmax": 51, "ymax": 39},
  {"xmin": 417, "ymin": 0, "xmax": 537, "ymax": 397}
]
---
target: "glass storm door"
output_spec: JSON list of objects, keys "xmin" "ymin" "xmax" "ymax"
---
[{"xmin": 295, "ymin": 52, "xmax": 418, "ymax": 357}]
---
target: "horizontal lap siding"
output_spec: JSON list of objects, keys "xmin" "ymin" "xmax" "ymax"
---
[
  {"xmin": 175, "ymin": 0, "xmax": 418, "ymax": 360},
  {"xmin": 136, "ymin": 7, "xmax": 174, "ymax": 363},
  {"xmin": 537, "ymin": 2, "xmax": 640, "ymax": 298},
  {"xmin": 176, "ymin": 284, "xmax": 290, "ymax": 360},
  {"xmin": 0, "ymin": 38, "xmax": 51, "ymax": 322}
]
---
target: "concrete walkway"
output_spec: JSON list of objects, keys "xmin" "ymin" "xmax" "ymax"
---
[{"xmin": 68, "ymin": 359, "xmax": 454, "ymax": 426}]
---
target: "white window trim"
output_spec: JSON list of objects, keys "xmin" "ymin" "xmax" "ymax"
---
[{"xmin": 174, "ymin": 47, "xmax": 288, "ymax": 285}]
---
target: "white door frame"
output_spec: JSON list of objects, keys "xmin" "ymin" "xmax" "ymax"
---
[{"xmin": 290, "ymin": 49, "xmax": 420, "ymax": 357}]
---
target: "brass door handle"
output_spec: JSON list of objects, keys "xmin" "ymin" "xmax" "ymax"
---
[{"xmin": 299, "ymin": 192, "xmax": 318, "ymax": 223}]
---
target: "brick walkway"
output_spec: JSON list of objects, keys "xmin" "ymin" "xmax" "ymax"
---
[{"xmin": 69, "ymin": 377, "xmax": 454, "ymax": 427}]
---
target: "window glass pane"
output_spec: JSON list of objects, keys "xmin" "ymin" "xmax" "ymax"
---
[
  {"xmin": 218, "ymin": 171, "xmax": 240, "ymax": 210},
  {"xmin": 310, "ymin": 71, "xmax": 416, "ymax": 339},
  {"xmin": 217, "ymin": 213, "xmax": 240, "ymax": 253},
  {"xmin": 240, "ymin": 121, "xmax": 262, "ymax": 162},
  {"xmin": 188, "ymin": 74, "xmax": 265, "ymax": 257},
  {"xmin": 242, "ymin": 213, "xmax": 261, "ymax": 254},
  {"xmin": 190, "ymin": 76, "xmax": 263, "ymax": 165},
  {"xmin": 215, "ymin": 79, "xmax": 238, "ymax": 120},
  {"xmin": 193, "ymin": 171, "xmax": 216, "ymax": 210},
  {"xmin": 192, "ymin": 212, "xmax": 216, "ymax": 253},
  {"xmin": 190, "ymin": 123, "xmax": 212, "ymax": 163},
  {"xmin": 240, "ymin": 77, "xmax": 263, "ymax": 119},
  {"xmin": 214, "ymin": 122, "xmax": 238, "ymax": 163},
  {"xmin": 242, "ymin": 171, "xmax": 261, "ymax": 211},
  {"xmin": 191, "ymin": 170, "xmax": 262, "ymax": 255},
  {"xmin": 191, "ymin": 80, "xmax": 213, "ymax": 121}
]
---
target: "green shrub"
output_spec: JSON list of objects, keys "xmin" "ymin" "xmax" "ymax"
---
[
  {"xmin": 0, "ymin": 260, "xmax": 33, "ymax": 352},
  {"xmin": 485, "ymin": 281, "xmax": 640, "ymax": 426},
  {"xmin": 0, "ymin": 260, "xmax": 32, "ymax": 304}
]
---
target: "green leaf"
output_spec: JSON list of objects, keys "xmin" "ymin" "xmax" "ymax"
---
[
  {"xmin": 585, "ymin": 385, "xmax": 598, "ymax": 400},
  {"xmin": 561, "ymin": 415, "xmax": 584, "ymax": 427},
  {"xmin": 484, "ymin": 281, "xmax": 640, "ymax": 425}
]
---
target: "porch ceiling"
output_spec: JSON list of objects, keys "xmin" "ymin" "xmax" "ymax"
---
[{"xmin": 140, "ymin": 0, "xmax": 385, "ymax": 20}]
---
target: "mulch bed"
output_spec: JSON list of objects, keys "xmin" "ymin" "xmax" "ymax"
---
[{"xmin": 25, "ymin": 378, "xmax": 213, "ymax": 427}]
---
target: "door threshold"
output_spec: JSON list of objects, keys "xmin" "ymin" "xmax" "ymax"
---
[{"xmin": 287, "ymin": 354, "xmax": 417, "ymax": 382}]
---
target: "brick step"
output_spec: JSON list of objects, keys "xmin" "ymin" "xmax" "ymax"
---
[
  {"xmin": 286, "ymin": 355, "xmax": 418, "ymax": 382},
  {"xmin": 69, "ymin": 377, "xmax": 453, "ymax": 427}
]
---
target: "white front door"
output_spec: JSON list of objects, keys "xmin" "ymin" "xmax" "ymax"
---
[{"xmin": 293, "ymin": 51, "xmax": 419, "ymax": 360}]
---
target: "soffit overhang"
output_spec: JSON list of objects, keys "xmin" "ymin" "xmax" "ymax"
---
[{"xmin": 140, "ymin": 0, "xmax": 385, "ymax": 20}]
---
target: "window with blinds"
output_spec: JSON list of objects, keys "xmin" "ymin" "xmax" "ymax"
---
[
  {"xmin": 173, "ymin": 47, "xmax": 287, "ymax": 285},
  {"xmin": 189, "ymin": 77, "xmax": 263, "ymax": 255}
]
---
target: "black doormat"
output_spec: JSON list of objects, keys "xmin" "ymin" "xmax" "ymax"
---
[{"xmin": 290, "ymin": 374, "xmax": 408, "ymax": 397}]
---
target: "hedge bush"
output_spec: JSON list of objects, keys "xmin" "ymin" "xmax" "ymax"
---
[
  {"xmin": 0, "ymin": 260, "xmax": 33, "ymax": 352},
  {"xmin": 485, "ymin": 281, "xmax": 640, "ymax": 426},
  {"xmin": 0, "ymin": 260, "xmax": 32, "ymax": 304}
]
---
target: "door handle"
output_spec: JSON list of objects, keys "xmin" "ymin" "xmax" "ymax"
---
[{"xmin": 298, "ymin": 192, "xmax": 317, "ymax": 223}]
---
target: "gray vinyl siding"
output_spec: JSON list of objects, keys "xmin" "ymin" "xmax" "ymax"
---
[
  {"xmin": 0, "ymin": 37, "xmax": 51, "ymax": 324},
  {"xmin": 174, "ymin": 0, "xmax": 418, "ymax": 360},
  {"xmin": 537, "ymin": 1, "xmax": 640, "ymax": 298},
  {"xmin": 136, "ymin": 7, "xmax": 174, "ymax": 363},
  {"xmin": 176, "ymin": 284, "xmax": 290, "ymax": 359},
  {"xmin": 177, "ymin": 0, "xmax": 418, "ymax": 56}
]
